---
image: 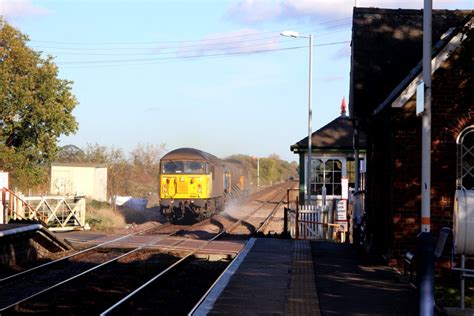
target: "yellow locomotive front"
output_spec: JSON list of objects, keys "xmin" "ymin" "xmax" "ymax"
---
[
  {"xmin": 160, "ymin": 160, "xmax": 211, "ymax": 200},
  {"xmin": 159, "ymin": 147, "xmax": 247, "ymax": 223},
  {"xmin": 159, "ymin": 148, "xmax": 221, "ymax": 222}
]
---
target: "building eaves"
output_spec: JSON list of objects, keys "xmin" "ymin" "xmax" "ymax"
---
[
  {"xmin": 290, "ymin": 116, "xmax": 367, "ymax": 153},
  {"xmin": 372, "ymin": 17, "xmax": 474, "ymax": 116},
  {"xmin": 349, "ymin": 8, "xmax": 472, "ymax": 124}
]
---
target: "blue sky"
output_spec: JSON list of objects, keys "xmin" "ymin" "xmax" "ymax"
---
[{"xmin": 1, "ymin": 0, "xmax": 472, "ymax": 162}]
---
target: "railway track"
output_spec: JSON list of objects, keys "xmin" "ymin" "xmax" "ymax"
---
[
  {"xmin": 0, "ymin": 223, "xmax": 180, "ymax": 312},
  {"xmin": 100, "ymin": 181, "xmax": 296, "ymax": 315},
  {"xmin": 0, "ymin": 181, "xmax": 296, "ymax": 315}
]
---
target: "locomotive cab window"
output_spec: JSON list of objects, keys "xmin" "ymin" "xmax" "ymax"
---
[
  {"xmin": 184, "ymin": 161, "xmax": 207, "ymax": 174},
  {"xmin": 162, "ymin": 161, "xmax": 184, "ymax": 174},
  {"xmin": 162, "ymin": 161, "xmax": 208, "ymax": 174}
]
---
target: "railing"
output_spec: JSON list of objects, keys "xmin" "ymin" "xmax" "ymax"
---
[
  {"xmin": 289, "ymin": 205, "xmax": 326, "ymax": 240},
  {"xmin": 288, "ymin": 204, "xmax": 347, "ymax": 241},
  {"xmin": 1, "ymin": 187, "xmax": 86, "ymax": 231}
]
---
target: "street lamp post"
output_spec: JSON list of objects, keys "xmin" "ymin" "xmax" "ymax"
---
[{"xmin": 281, "ymin": 31, "xmax": 313, "ymax": 205}]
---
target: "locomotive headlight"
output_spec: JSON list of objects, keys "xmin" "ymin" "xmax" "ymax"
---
[
  {"xmin": 197, "ymin": 183, "xmax": 202, "ymax": 193},
  {"xmin": 163, "ymin": 178, "xmax": 169, "ymax": 196}
]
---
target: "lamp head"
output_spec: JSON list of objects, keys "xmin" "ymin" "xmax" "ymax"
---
[{"xmin": 280, "ymin": 30, "xmax": 299, "ymax": 38}]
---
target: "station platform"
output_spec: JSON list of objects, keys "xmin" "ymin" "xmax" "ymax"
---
[
  {"xmin": 0, "ymin": 223, "xmax": 70, "ymax": 251},
  {"xmin": 192, "ymin": 238, "xmax": 417, "ymax": 315},
  {"xmin": 0, "ymin": 223, "xmax": 43, "ymax": 236}
]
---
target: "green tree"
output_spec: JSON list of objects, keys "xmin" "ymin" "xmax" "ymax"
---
[
  {"xmin": 57, "ymin": 143, "xmax": 166, "ymax": 197},
  {"xmin": 128, "ymin": 143, "xmax": 166, "ymax": 196},
  {"xmin": 226, "ymin": 153, "xmax": 298, "ymax": 187},
  {"xmin": 0, "ymin": 21, "xmax": 78, "ymax": 189},
  {"xmin": 56, "ymin": 144, "xmax": 85, "ymax": 162},
  {"xmin": 107, "ymin": 147, "xmax": 130, "ymax": 197},
  {"xmin": 82, "ymin": 143, "xmax": 109, "ymax": 163}
]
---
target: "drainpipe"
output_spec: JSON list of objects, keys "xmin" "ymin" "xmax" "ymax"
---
[{"xmin": 353, "ymin": 118, "xmax": 361, "ymax": 245}]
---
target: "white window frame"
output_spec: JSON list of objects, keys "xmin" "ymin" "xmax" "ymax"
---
[
  {"xmin": 457, "ymin": 126, "xmax": 474, "ymax": 190},
  {"xmin": 305, "ymin": 156, "xmax": 346, "ymax": 199}
]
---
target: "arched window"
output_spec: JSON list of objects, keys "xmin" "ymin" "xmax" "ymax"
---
[{"xmin": 457, "ymin": 126, "xmax": 474, "ymax": 190}]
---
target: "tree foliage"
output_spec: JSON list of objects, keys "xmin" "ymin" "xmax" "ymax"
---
[
  {"xmin": 54, "ymin": 145, "xmax": 296, "ymax": 198},
  {"xmin": 0, "ymin": 21, "xmax": 78, "ymax": 189},
  {"xmin": 57, "ymin": 143, "xmax": 166, "ymax": 197},
  {"xmin": 226, "ymin": 154, "xmax": 298, "ymax": 186}
]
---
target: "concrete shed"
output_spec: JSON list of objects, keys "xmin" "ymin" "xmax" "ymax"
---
[{"xmin": 50, "ymin": 163, "xmax": 107, "ymax": 202}]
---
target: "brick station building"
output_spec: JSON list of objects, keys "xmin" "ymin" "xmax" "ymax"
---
[{"xmin": 349, "ymin": 8, "xmax": 473, "ymax": 259}]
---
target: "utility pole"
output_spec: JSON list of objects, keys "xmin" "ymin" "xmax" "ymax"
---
[
  {"xmin": 307, "ymin": 34, "xmax": 313, "ymax": 206},
  {"xmin": 257, "ymin": 157, "xmax": 260, "ymax": 188},
  {"xmin": 418, "ymin": 1, "xmax": 434, "ymax": 314},
  {"xmin": 353, "ymin": 118, "xmax": 361, "ymax": 244}
]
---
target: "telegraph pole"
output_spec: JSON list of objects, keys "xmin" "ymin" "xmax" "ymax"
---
[
  {"xmin": 257, "ymin": 157, "xmax": 260, "ymax": 188},
  {"xmin": 307, "ymin": 34, "xmax": 313, "ymax": 205},
  {"xmin": 418, "ymin": 1, "xmax": 434, "ymax": 314}
]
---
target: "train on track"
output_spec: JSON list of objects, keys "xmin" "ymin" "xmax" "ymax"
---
[{"xmin": 159, "ymin": 147, "xmax": 249, "ymax": 222}]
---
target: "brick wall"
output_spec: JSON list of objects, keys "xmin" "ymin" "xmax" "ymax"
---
[{"xmin": 367, "ymin": 32, "xmax": 474, "ymax": 259}]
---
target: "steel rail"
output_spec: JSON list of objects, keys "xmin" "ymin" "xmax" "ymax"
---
[
  {"xmin": 102, "ymin": 182, "xmax": 296, "ymax": 315},
  {"xmin": 100, "ymin": 184, "xmax": 290, "ymax": 314},
  {"xmin": 8, "ymin": 183, "xmax": 291, "ymax": 315},
  {"xmin": 0, "ymin": 229, "xmax": 176, "ymax": 312},
  {"xmin": 226, "ymin": 182, "xmax": 294, "ymax": 235},
  {"xmin": 187, "ymin": 238, "xmax": 257, "ymax": 316},
  {"xmin": 100, "ymin": 223, "xmax": 228, "ymax": 315},
  {"xmin": 188, "ymin": 183, "xmax": 293, "ymax": 315},
  {"xmin": 255, "ymin": 191, "xmax": 289, "ymax": 234},
  {"xmin": 0, "ymin": 223, "xmax": 166, "ymax": 283}
]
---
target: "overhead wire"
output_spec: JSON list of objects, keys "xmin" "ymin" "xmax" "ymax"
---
[
  {"xmin": 29, "ymin": 21, "xmax": 351, "ymax": 55},
  {"xmin": 34, "ymin": 29, "xmax": 350, "ymax": 57},
  {"xmin": 59, "ymin": 40, "xmax": 351, "ymax": 69},
  {"xmin": 38, "ymin": 28, "xmax": 352, "ymax": 66},
  {"xmin": 29, "ymin": 16, "xmax": 352, "ymax": 46},
  {"xmin": 25, "ymin": 16, "xmax": 352, "ymax": 68}
]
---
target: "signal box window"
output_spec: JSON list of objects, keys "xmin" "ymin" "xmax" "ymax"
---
[{"xmin": 310, "ymin": 158, "xmax": 342, "ymax": 196}]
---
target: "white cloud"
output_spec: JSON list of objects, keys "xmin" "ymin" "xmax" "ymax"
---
[
  {"xmin": 0, "ymin": 0, "xmax": 50, "ymax": 18},
  {"xmin": 226, "ymin": 0, "xmax": 285, "ymax": 23},
  {"xmin": 226, "ymin": 0, "xmax": 473, "ymax": 23},
  {"xmin": 178, "ymin": 28, "xmax": 279, "ymax": 57}
]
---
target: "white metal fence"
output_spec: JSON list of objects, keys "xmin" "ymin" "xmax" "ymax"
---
[
  {"xmin": 1, "ymin": 187, "xmax": 86, "ymax": 231},
  {"xmin": 289, "ymin": 204, "xmax": 347, "ymax": 241}
]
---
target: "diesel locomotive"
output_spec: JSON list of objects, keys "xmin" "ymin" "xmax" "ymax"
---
[{"xmin": 159, "ymin": 148, "xmax": 248, "ymax": 222}]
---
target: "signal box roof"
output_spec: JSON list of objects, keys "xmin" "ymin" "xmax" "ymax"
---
[{"xmin": 291, "ymin": 115, "xmax": 366, "ymax": 154}]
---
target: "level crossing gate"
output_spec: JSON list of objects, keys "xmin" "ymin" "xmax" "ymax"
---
[
  {"xmin": 1, "ymin": 187, "xmax": 86, "ymax": 231},
  {"xmin": 290, "ymin": 205, "xmax": 325, "ymax": 240},
  {"xmin": 289, "ymin": 204, "xmax": 346, "ymax": 241}
]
